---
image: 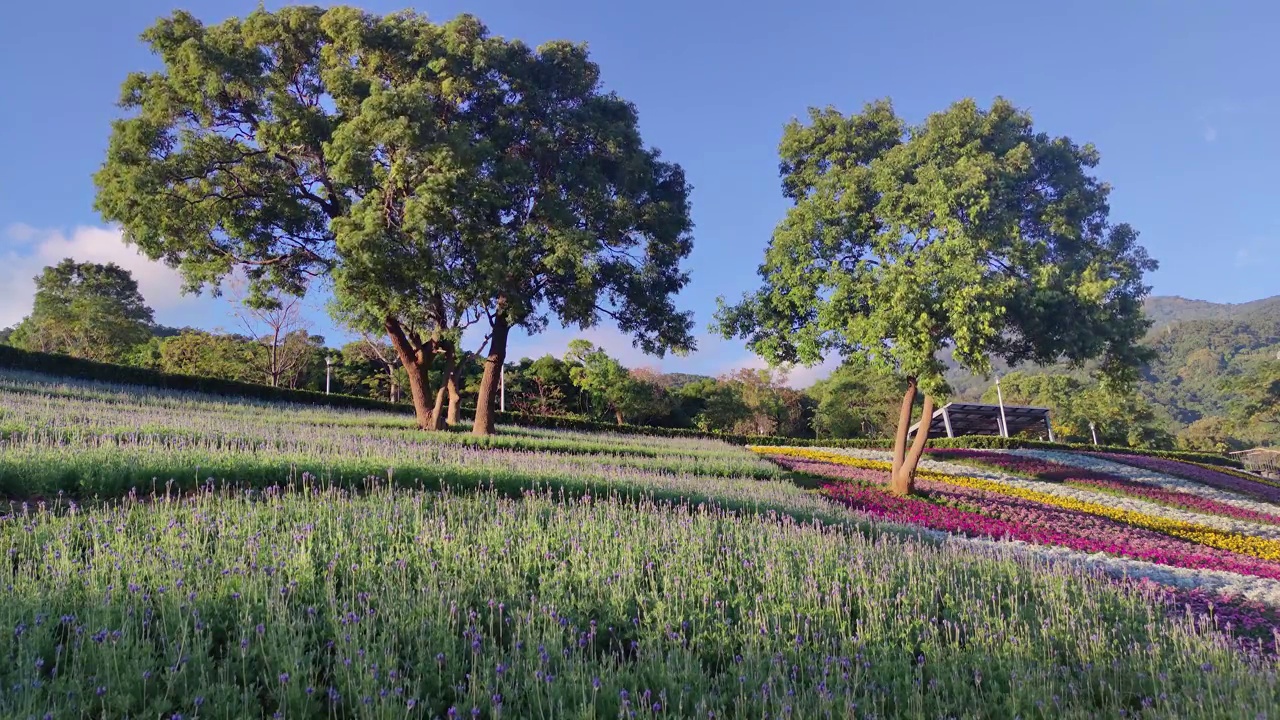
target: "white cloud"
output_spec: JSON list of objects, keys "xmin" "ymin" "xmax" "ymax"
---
[
  {"xmin": 1203, "ymin": 125, "xmax": 1218, "ymax": 142},
  {"xmin": 0, "ymin": 224, "xmax": 197, "ymax": 328},
  {"xmin": 712, "ymin": 351, "xmax": 840, "ymax": 389}
]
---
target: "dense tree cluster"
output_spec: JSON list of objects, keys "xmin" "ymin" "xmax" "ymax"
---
[{"xmin": 93, "ymin": 6, "xmax": 695, "ymax": 435}]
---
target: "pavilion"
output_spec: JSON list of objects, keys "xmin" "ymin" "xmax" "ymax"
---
[
  {"xmin": 1230, "ymin": 448, "xmax": 1280, "ymax": 480},
  {"xmin": 907, "ymin": 402, "xmax": 1055, "ymax": 441}
]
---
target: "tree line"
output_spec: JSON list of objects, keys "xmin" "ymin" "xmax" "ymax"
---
[{"xmin": 0, "ymin": 260, "xmax": 892, "ymax": 438}]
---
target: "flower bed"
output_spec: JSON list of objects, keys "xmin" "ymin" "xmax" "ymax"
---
[
  {"xmin": 1092, "ymin": 453, "xmax": 1280, "ymax": 503},
  {"xmin": 766, "ymin": 454, "xmax": 1280, "ymax": 583},
  {"xmin": 928, "ymin": 448, "xmax": 1280, "ymax": 527},
  {"xmin": 761, "ymin": 447, "xmax": 1280, "ymax": 562}
]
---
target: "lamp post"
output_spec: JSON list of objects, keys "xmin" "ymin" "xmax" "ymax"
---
[
  {"xmin": 500, "ymin": 364, "xmax": 506, "ymax": 413},
  {"xmin": 325, "ymin": 356, "xmax": 333, "ymax": 395},
  {"xmin": 1089, "ymin": 421, "xmax": 1098, "ymax": 447},
  {"xmin": 994, "ymin": 374, "xmax": 1009, "ymax": 438}
]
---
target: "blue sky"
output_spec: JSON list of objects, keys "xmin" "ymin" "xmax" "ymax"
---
[{"xmin": 1, "ymin": 0, "xmax": 1276, "ymax": 383}]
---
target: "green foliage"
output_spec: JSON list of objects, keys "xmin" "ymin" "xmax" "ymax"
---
[
  {"xmin": 1142, "ymin": 298, "xmax": 1280, "ymax": 426},
  {"xmin": 1230, "ymin": 359, "xmax": 1280, "ymax": 444},
  {"xmin": 1179, "ymin": 416, "xmax": 1248, "ymax": 453},
  {"xmin": 158, "ymin": 331, "xmax": 264, "ymax": 384},
  {"xmin": 564, "ymin": 340, "xmax": 658, "ymax": 424},
  {"xmin": 684, "ymin": 377, "xmax": 749, "ymax": 433},
  {"xmin": 807, "ymin": 362, "xmax": 905, "ymax": 439},
  {"xmin": 715, "ymin": 98, "xmax": 1156, "ymax": 398},
  {"xmin": 504, "ymin": 355, "xmax": 579, "ymax": 416},
  {"xmin": 9, "ymin": 259, "xmax": 155, "ymax": 362},
  {"xmin": 712, "ymin": 367, "xmax": 813, "ymax": 438},
  {"xmin": 94, "ymin": 6, "xmax": 697, "ymax": 432}
]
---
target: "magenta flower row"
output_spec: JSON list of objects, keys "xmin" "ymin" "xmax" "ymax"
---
[
  {"xmin": 928, "ymin": 449, "xmax": 1280, "ymax": 527},
  {"xmin": 772, "ymin": 456, "xmax": 1280, "ymax": 582}
]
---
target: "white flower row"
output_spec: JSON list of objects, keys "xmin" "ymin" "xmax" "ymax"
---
[
  {"xmin": 816, "ymin": 447, "xmax": 1280, "ymax": 541},
  {"xmin": 1007, "ymin": 449, "xmax": 1280, "ymax": 515}
]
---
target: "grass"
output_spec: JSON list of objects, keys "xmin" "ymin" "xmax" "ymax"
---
[{"xmin": 4, "ymin": 487, "xmax": 1277, "ymax": 719}]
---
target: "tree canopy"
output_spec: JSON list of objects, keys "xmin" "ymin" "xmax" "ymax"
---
[
  {"xmin": 716, "ymin": 97, "xmax": 1157, "ymax": 492},
  {"xmin": 9, "ymin": 259, "xmax": 155, "ymax": 362},
  {"xmin": 94, "ymin": 5, "xmax": 695, "ymax": 434}
]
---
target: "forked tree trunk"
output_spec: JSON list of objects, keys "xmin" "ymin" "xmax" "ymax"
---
[
  {"xmin": 889, "ymin": 379, "xmax": 936, "ymax": 495},
  {"xmin": 472, "ymin": 315, "xmax": 510, "ymax": 436},
  {"xmin": 385, "ymin": 317, "xmax": 435, "ymax": 430}
]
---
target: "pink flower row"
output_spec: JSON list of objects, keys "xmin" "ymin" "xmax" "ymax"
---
[
  {"xmin": 1091, "ymin": 453, "xmax": 1280, "ymax": 505},
  {"xmin": 928, "ymin": 449, "xmax": 1280, "ymax": 527},
  {"xmin": 772, "ymin": 456, "xmax": 1280, "ymax": 582}
]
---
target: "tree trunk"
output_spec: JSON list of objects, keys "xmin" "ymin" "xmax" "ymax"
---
[
  {"xmin": 384, "ymin": 317, "xmax": 434, "ymax": 430},
  {"xmin": 446, "ymin": 369, "xmax": 461, "ymax": 425},
  {"xmin": 890, "ymin": 380, "xmax": 936, "ymax": 496},
  {"xmin": 890, "ymin": 379, "xmax": 917, "ymax": 488},
  {"xmin": 472, "ymin": 314, "xmax": 509, "ymax": 436},
  {"xmin": 614, "ymin": 408, "xmax": 624, "ymax": 426},
  {"xmin": 428, "ymin": 344, "xmax": 455, "ymax": 431}
]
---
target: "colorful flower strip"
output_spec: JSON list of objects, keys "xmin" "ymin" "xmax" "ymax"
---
[
  {"xmin": 1090, "ymin": 453, "xmax": 1280, "ymax": 504},
  {"xmin": 1011, "ymin": 450, "xmax": 1280, "ymax": 522},
  {"xmin": 927, "ymin": 448, "xmax": 1280, "ymax": 528},
  {"xmin": 755, "ymin": 447, "xmax": 1280, "ymax": 564},
  {"xmin": 762, "ymin": 453, "xmax": 1280, "ymax": 583},
  {"xmin": 1192, "ymin": 461, "xmax": 1280, "ymax": 489}
]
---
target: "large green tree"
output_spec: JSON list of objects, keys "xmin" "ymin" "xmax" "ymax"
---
[
  {"xmin": 9, "ymin": 259, "xmax": 155, "ymax": 362},
  {"xmin": 94, "ymin": 6, "xmax": 695, "ymax": 435},
  {"xmin": 716, "ymin": 98, "xmax": 1156, "ymax": 493}
]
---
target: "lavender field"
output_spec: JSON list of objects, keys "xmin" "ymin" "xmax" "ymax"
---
[{"xmin": 3, "ymin": 371, "xmax": 1280, "ymax": 718}]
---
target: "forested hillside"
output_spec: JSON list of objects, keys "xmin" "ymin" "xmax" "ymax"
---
[{"xmin": 946, "ymin": 295, "xmax": 1280, "ymax": 448}]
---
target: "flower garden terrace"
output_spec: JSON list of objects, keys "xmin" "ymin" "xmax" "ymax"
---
[{"xmin": 3, "ymin": 371, "xmax": 1280, "ymax": 718}]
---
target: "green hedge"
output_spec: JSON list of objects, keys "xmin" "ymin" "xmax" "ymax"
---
[
  {"xmin": 0, "ymin": 345, "xmax": 409, "ymax": 413},
  {"xmin": 0, "ymin": 345, "xmax": 1241, "ymax": 469}
]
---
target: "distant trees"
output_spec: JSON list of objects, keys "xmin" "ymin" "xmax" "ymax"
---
[
  {"xmin": 158, "ymin": 331, "xmax": 262, "ymax": 383},
  {"xmin": 9, "ymin": 259, "xmax": 155, "ymax": 362},
  {"xmin": 717, "ymin": 98, "xmax": 1156, "ymax": 494},
  {"xmin": 809, "ymin": 363, "xmax": 904, "ymax": 440},
  {"xmin": 1230, "ymin": 360, "xmax": 1280, "ymax": 444},
  {"xmin": 232, "ymin": 292, "xmax": 321, "ymax": 389},
  {"xmin": 94, "ymin": 6, "xmax": 695, "ymax": 436},
  {"xmin": 980, "ymin": 372, "xmax": 1175, "ymax": 449},
  {"xmin": 565, "ymin": 340, "xmax": 671, "ymax": 426}
]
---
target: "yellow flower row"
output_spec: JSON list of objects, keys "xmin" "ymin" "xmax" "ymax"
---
[{"xmin": 751, "ymin": 446, "xmax": 1280, "ymax": 563}]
